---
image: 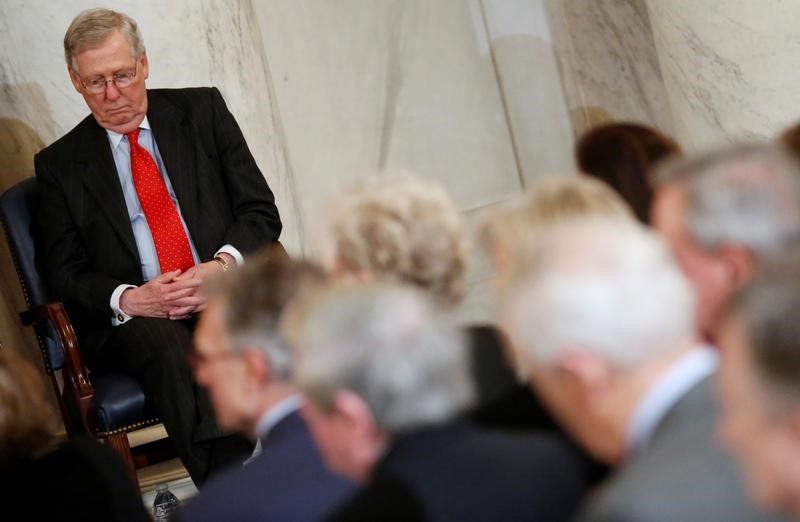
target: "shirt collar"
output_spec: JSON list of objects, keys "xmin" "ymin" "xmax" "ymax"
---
[
  {"xmin": 627, "ymin": 345, "xmax": 718, "ymax": 457},
  {"xmin": 254, "ymin": 394, "xmax": 304, "ymax": 442},
  {"xmin": 106, "ymin": 116, "xmax": 151, "ymax": 150}
]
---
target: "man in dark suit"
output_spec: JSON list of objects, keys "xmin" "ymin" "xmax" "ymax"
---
[
  {"xmin": 34, "ymin": 8, "xmax": 281, "ymax": 484},
  {"xmin": 289, "ymin": 282, "xmax": 589, "ymax": 522},
  {"xmin": 502, "ymin": 218, "xmax": 780, "ymax": 521},
  {"xmin": 178, "ymin": 256, "xmax": 355, "ymax": 521}
]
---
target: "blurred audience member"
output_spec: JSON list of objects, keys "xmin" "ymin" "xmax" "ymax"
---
[
  {"xmin": 576, "ymin": 122, "xmax": 681, "ymax": 223},
  {"xmin": 0, "ymin": 349, "xmax": 148, "ymax": 521},
  {"xmin": 652, "ymin": 144, "xmax": 800, "ymax": 339},
  {"xmin": 318, "ymin": 175, "xmax": 465, "ymax": 306},
  {"xmin": 177, "ymin": 255, "xmax": 355, "ymax": 522},
  {"xmin": 288, "ymin": 282, "xmax": 589, "ymax": 522},
  {"xmin": 476, "ymin": 175, "xmax": 633, "ymax": 431},
  {"xmin": 479, "ymin": 175, "xmax": 634, "ymax": 297},
  {"xmin": 778, "ymin": 121, "xmax": 800, "ymax": 161},
  {"xmin": 718, "ymin": 259, "xmax": 800, "ymax": 518},
  {"xmin": 318, "ymin": 175, "xmax": 524, "ymax": 429},
  {"xmin": 503, "ymin": 218, "xmax": 779, "ymax": 521}
]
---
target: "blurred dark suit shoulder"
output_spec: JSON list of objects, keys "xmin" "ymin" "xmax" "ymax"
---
[
  {"xmin": 331, "ymin": 422, "xmax": 589, "ymax": 522},
  {"xmin": 177, "ymin": 411, "xmax": 356, "ymax": 522}
]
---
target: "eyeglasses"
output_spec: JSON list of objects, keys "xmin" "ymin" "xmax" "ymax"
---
[{"xmin": 78, "ymin": 61, "xmax": 138, "ymax": 94}]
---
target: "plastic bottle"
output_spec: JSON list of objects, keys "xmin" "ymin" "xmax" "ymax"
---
[{"xmin": 153, "ymin": 483, "xmax": 180, "ymax": 521}]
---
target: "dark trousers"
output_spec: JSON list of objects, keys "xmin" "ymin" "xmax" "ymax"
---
[{"xmin": 95, "ymin": 317, "xmax": 251, "ymax": 486}]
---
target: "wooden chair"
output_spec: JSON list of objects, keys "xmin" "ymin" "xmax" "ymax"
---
[{"xmin": 0, "ymin": 177, "xmax": 164, "ymax": 484}]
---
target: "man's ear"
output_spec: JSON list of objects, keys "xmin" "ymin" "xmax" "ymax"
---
[
  {"xmin": 556, "ymin": 350, "xmax": 612, "ymax": 412},
  {"xmin": 242, "ymin": 348, "xmax": 270, "ymax": 386},
  {"xmin": 332, "ymin": 389, "xmax": 379, "ymax": 437},
  {"xmin": 68, "ymin": 66, "xmax": 83, "ymax": 93},
  {"xmin": 782, "ymin": 408, "xmax": 800, "ymax": 444},
  {"xmin": 139, "ymin": 51, "xmax": 149, "ymax": 80},
  {"xmin": 719, "ymin": 244, "xmax": 757, "ymax": 289}
]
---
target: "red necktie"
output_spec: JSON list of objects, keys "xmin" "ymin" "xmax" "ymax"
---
[{"xmin": 127, "ymin": 128, "xmax": 195, "ymax": 273}]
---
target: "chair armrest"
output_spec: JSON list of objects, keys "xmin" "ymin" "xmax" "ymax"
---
[{"xmin": 20, "ymin": 302, "xmax": 94, "ymax": 400}]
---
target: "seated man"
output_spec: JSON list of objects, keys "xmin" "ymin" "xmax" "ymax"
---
[
  {"xmin": 178, "ymin": 256, "xmax": 355, "ymax": 521},
  {"xmin": 502, "ymin": 218, "xmax": 781, "ymax": 521},
  {"xmin": 35, "ymin": 8, "xmax": 281, "ymax": 484},
  {"xmin": 287, "ymin": 282, "xmax": 589, "ymax": 522},
  {"xmin": 718, "ymin": 259, "xmax": 800, "ymax": 519}
]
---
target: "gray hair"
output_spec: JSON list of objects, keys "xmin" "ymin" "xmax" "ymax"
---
[
  {"xmin": 290, "ymin": 282, "xmax": 475, "ymax": 433},
  {"xmin": 319, "ymin": 174, "xmax": 466, "ymax": 306},
  {"xmin": 64, "ymin": 8, "xmax": 145, "ymax": 72},
  {"xmin": 505, "ymin": 218, "xmax": 696, "ymax": 368},
  {"xmin": 727, "ymin": 258, "xmax": 800, "ymax": 413},
  {"xmin": 653, "ymin": 144, "xmax": 800, "ymax": 258},
  {"xmin": 205, "ymin": 255, "xmax": 327, "ymax": 380},
  {"xmin": 477, "ymin": 175, "xmax": 634, "ymax": 287}
]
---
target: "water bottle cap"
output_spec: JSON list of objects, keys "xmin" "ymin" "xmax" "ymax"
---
[{"xmin": 156, "ymin": 484, "xmax": 168, "ymax": 492}]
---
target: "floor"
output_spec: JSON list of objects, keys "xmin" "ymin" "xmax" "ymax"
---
[
  {"xmin": 140, "ymin": 461, "xmax": 197, "ymax": 514},
  {"xmin": 131, "ymin": 425, "xmax": 198, "ymax": 513}
]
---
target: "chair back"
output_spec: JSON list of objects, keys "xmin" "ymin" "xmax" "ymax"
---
[{"xmin": 0, "ymin": 177, "xmax": 65, "ymax": 372}]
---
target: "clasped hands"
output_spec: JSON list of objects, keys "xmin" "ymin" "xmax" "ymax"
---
[{"xmin": 119, "ymin": 257, "xmax": 229, "ymax": 320}]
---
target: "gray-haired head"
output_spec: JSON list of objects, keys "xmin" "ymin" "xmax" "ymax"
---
[
  {"xmin": 64, "ymin": 8, "xmax": 145, "ymax": 72},
  {"xmin": 319, "ymin": 174, "xmax": 467, "ymax": 307},
  {"xmin": 291, "ymin": 282, "xmax": 475, "ymax": 433},
  {"xmin": 726, "ymin": 257, "xmax": 800, "ymax": 413},
  {"xmin": 653, "ymin": 144, "xmax": 800, "ymax": 258},
  {"xmin": 205, "ymin": 255, "xmax": 327, "ymax": 381},
  {"xmin": 505, "ymin": 217, "xmax": 696, "ymax": 369}
]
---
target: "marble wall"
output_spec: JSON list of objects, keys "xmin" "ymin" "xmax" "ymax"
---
[
  {"xmin": 647, "ymin": 0, "xmax": 800, "ymax": 150},
  {"xmin": 252, "ymin": 0, "xmax": 579, "ymax": 322},
  {"xmin": 481, "ymin": 0, "xmax": 576, "ymax": 183},
  {"xmin": 545, "ymin": 0, "xmax": 674, "ymax": 137}
]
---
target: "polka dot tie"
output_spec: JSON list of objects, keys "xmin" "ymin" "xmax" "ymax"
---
[{"xmin": 127, "ymin": 128, "xmax": 195, "ymax": 273}]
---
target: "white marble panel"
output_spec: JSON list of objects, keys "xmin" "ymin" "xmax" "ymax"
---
[
  {"xmin": 544, "ymin": 0, "xmax": 674, "ymax": 137},
  {"xmin": 647, "ymin": 0, "xmax": 800, "ymax": 150},
  {"xmin": 253, "ymin": 0, "xmax": 527, "ymax": 323},
  {"xmin": 253, "ymin": 0, "xmax": 521, "ymax": 225},
  {"xmin": 481, "ymin": 0, "xmax": 576, "ymax": 183}
]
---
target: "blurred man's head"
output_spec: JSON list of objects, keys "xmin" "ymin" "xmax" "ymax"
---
[
  {"xmin": 193, "ymin": 256, "xmax": 326, "ymax": 437},
  {"xmin": 652, "ymin": 145, "xmax": 800, "ymax": 336},
  {"xmin": 503, "ymin": 218, "xmax": 697, "ymax": 464},
  {"xmin": 287, "ymin": 282, "xmax": 475, "ymax": 482},
  {"xmin": 718, "ymin": 260, "xmax": 800, "ymax": 516},
  {"xmin": 478, "ymin": 175, "xmax": 634, "ymax": 298}
]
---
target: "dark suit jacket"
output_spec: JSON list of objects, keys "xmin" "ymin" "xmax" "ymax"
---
[
  {"xmin": 34, "ymin": 87, "xmax": 281, "ymax": 355},
  {"xmin": 331, "ymin": 422, "xmax": 589, "ymax": 522},
  {"xmin": 177, "ymin": 411, "xmax": 356, "ymax": 522},
  {"xmin": 0, "ymin": 436, "xmax": 149, "ymax": 522},
  {"xmin": 466, "ymin": 324, "xmax": 558, "ymax": 430},
  {"xmin": 578, "ymin": 377, "xmax": 784, "ymax": 522}
]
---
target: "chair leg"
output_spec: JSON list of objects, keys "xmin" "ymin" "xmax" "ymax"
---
[{"xmin": 105, "ymin": 432, "xmax": 138, "ymax": 486}]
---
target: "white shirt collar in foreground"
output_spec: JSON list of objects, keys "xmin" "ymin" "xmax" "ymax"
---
[
  {"xmin": 106, "ymin": 115, "xmax": 151, "ymax": 150},
  {"xmin": 627, "ymin": 345, "xmax": 718, "ymax": 457}
]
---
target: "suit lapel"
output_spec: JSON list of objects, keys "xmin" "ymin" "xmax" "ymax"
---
[
  {"xmin": 147, "ymin": 90, "xmax": 201, "ymax": 248},
  {"xmin": 77, "ymin": 122, "xmax": 138, "ymax": 258}
]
